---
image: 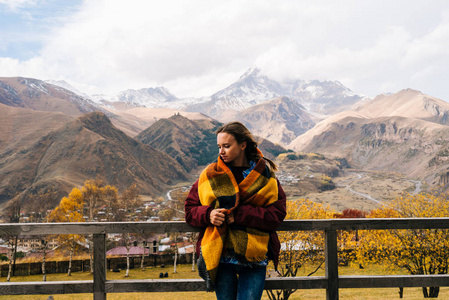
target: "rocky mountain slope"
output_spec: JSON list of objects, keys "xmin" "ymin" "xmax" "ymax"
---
[
  {"xmin": 0, "ymin": 77, "xmax": 102, "ymax": 116},
  {"xmin": 184, "ymin": 68, "xmax": 366, "ymax": 118},
  {"xmin": 136, "ymin": 114, "xmax": 288, "ymax": 172},
  {"xmin": 0, "ymin": 103, "xmax": 72, "ymax": 154},
  {"xmin": 136, "ymin": 114, "xmax": 222, "ymax": 172},
  {"xmin": 290, "ymin": 89, "xmax": 449, "ymax": 187},
  {"xmin": 0, "ymin": 77, "xmax": 163, "ymax": 138},
  {"xmin": 354, "ymin": 89, "xmax": 449, "ymax": 125},
  {"xmin": 227, "ymin": 96, "xmax": 315, "ymax": 145},
  {"xmin": 100, "ymin": 106, "xmax": 211, "ymax": 137},
  {"xmin": 0, "ymin": 112, "xmax": 187, "ymax": 206}
]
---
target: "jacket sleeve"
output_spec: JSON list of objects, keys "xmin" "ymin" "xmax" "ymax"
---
[
  {"xmin": 185, "ymin": 180, "xmax": 214, "ymax": 228},
  {"xmin": 233, "ymin": 179, "xmax": 287, "ymax": 232}
]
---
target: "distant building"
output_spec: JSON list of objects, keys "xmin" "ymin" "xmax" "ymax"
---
[
  {"xmin": 0, "ymin": 246, "xmax": 9, "ymax": 255},
  {"xmin": 106, "ymin": 246, "xmax": 150, "ymax": 256},
  {"xmin": 8, "ymin": 235, "xmax": 59, "ymax": 250}
]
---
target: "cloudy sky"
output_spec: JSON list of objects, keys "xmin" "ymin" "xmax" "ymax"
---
[{"xmin": 1, "ymin": 0, "xmax": 449, "ymax": 101}]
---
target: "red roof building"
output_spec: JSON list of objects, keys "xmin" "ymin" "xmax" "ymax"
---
[{"xmin": 106, "ymin": 246, "xmax": 150, "ymax": 256}]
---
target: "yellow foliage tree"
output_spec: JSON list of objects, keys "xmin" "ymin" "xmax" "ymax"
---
[
  {"xmin": 320, "ymin": 174, "xmax": 335, "ymax": 191},
  {"xmin": 48, "ymin": 180, "xmax": 141, "ymax": 276},
  {"xmin": 47, "ymin": 188, "xmax": 85, "ymax": 276},
  {"xmin": 118, "ymin": 183, "xmax": 140, "ymax": 277},
  {"xmin": 82, "ymin": 179, "xmax": 104, "ymax": 222},
  {"xmin": 356, "ymin": 191, "xmax": 449, "ymax": 298},
  {"xmin": 267, "ymin": 198, "xmax": 335, "ymax": 300},
  {"xmin": 102, "ymin": 184, "xmax": 119, "ymax": 221}
]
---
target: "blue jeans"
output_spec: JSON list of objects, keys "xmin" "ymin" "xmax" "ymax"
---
[{"xmin": 214, "ymin": 263, "xmax": 266, "ymax": 300}]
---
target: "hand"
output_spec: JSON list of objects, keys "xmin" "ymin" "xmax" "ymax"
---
[
  {"xmin": 226, "ymin": 212, "xmax": 235, "ymax": 224},
  {"xmin": 210, "ymin": 208, "xmax": 227, "ymax": 226}
]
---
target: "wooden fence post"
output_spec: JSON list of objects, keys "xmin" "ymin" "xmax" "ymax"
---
[
  {"xmin": 93, "ymin": 233, "xmax": 106, "ymax": 300},
  {"xmin": 325, "ymin": 229, "xmax": 339, "ymax": 300}
]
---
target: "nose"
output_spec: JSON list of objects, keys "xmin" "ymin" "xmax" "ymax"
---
[{"xmin": 219, "ymin": 147, "xmax": 225, "ymax": 155}]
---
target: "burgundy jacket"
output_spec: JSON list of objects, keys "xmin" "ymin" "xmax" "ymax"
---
[{"xmin": 184, "ymin": 179, "xmax": 287, "ymax": 268}]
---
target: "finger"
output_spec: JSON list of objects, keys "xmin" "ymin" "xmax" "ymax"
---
[
  {"xmin": 213, "ymin": 219, "xmax": 223, "ymax": 226},
  {"xmin": 212, "ymin": 214, "xmax": 224, "ymax": 221}
]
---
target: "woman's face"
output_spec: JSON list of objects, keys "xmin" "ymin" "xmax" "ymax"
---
[{"xmin": 217, "ymin": 132, "xmax": 247, "ymax": 166}]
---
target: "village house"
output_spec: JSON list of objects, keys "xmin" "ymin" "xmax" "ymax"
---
[{"xmin": 8, "ymin": 235, "xmax": 59, "ymax": 250}]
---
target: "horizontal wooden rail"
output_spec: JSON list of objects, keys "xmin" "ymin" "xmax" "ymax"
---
[
  {"xmin": 2, "ymin": 275, "xmax": 449, "ymax": 294},
  {"xmin": 3, "ymin": 217, "xmax": 449, "ymax": 236},
  {"xmin": 1, "ymin": 218, "xmax": 449, "ymax": 299}
]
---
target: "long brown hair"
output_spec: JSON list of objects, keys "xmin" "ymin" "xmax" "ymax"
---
[{"xmin": 216, "ymin": 121, "xmax": 277, "ymax": 171}]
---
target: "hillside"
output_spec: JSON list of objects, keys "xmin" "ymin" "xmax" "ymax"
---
[
  {"xmin": 101, "ymin": 106, "xmax": 212, "ymax": 137},
  {"xmin": 136, "ymin": 114, "xmax": 222, "ymax": 172},
  {"xmin": 290, "ymin": 90, "xmax": 449, "ymax": 187},
  {"xmin": 0, "ymin": 77, "xmax": 101, "ymax": 116},
  {"xmin": 136, "ymin": 114, "xmax": 288, "ymax": 172},
  {"xmin": 0, "ymin": 77, "xmax": 156, "ymax": 139},
  {"xmin": 0, "ymin": 103, "xmax": 72, "ymax": 153},
  {"xmin": 0, "ymin": 112, "xmax": 187, "ymax": 207},
  {"xmin": 228, "ymin": 96, "xmax": 315, "ymax": 145},
  {"xmin": 355, "ymin": 89, "xmax": 449, "ymax": 125}
]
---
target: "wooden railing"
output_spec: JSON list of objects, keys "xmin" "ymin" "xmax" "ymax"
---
[{"xmin": 1, "ymin": 218, "xmax": 449, "ymax": 300}]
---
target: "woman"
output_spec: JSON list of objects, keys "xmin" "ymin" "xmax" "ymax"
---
[{"xmin": 185, "ymin": 121, "xmax": 287, "ymax": 300}]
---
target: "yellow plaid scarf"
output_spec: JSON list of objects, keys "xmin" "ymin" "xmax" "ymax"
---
[{"xmin": 198, "ymin": 153, "xmax": 278, "ymax": 285}]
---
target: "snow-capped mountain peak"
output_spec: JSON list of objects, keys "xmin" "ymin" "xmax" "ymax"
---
[
  {"xmin": 45, "ymin": 79, "xmax": 93, "ymax": 100},
  {"xmin": 183, "ymin": 68, "xmax": 367, "ymax": 117},
  {"xmin": 116, "ymin": 87, "xmax": 178, "ymax": 106},
  {"xmin": 239, "ymin": 66, "xmax": 260, "ymax": 80}
]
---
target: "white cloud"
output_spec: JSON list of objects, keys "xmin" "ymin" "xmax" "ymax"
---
[{"xmin": 1, "ymin": 0, "xmax": 449, "ymax": 100}]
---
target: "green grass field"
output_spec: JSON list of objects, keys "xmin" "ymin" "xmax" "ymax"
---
[{"xmin": 0, "ymin": 263, "xmax": 448, "ymax": 299}]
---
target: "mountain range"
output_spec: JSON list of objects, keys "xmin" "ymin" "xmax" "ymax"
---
[
  {"xmin": 290, "ymin": 89, "xmax": 449, "ymax": 186},
  {"xmin": 90, "ymin": 68, "xmax": 368, "ymax": 145},
  {"xmin": 2, "ymin": 69, "xmax": 449, "ymax": 211},
  {"xmin": 0, "ymin": 109, "xmax": 187, "ymax": 207}
]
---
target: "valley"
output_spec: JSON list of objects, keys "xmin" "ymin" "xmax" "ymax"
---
[
  {"xmin": 313, "ymin": 170, "xmax": 420, "ymax": 212},
  {"xmin": 161, "ymin": 162, "xmax": 421, "ymax": 216},
  {"xmin": 275, "ymin": 155, "xmax": 421, "ymax": 212}
]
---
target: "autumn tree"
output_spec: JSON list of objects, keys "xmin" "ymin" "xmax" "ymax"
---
[
  {"xmin": 118, "ymin": 183, "xmax": 140, "ymax": 277},
  {"xmin": 81, "ymin": 179, "xmax": 102, "ymax": 273},
  {"xmin": 46, "ymin": 179, "xmax": 118, "ymax": 274},
  {"xmin": 267, "ymin": 198, "xmax": 335, "ymax": 300},
  {"xmin": 81, "ymin": 179, "xmax": 121, "ymax": 272},
  {"xmin": 102, "ymin": 185, "xmax": 119, "ymax": 221},
  {"xmin": 48, "ymin": 179, "xmax": 144, "ymax": 276},
  {"xmin": 334, "ymin": 209, "xmax": 368, "ymax": 266},
  {"xmin": 47, "ymin": 187, "xmax": 86, "ymax": 276},
  {"xmin": 4, "ymin": 197, "xmax": 21, "ymax": 279},
  {"xmin": 47, "ymin": 180, "xmax": 141, "ymax": 276},
  {"xmin": 168, "ymin": 188, "xmax": 189, "ymax": 273},
  {"xmin": 25, "ymin": 188, "xmax": 59, "ymax": 222},
  {"xmin": 5, "ymin": 235, "xmax": 15, "ymax": 282},
  {"xmin": 356, "ymin": 191, "xmax": 449, "ymax": 298},
  {"xmin": 82, "ymin": 179, "xmax": 104, "ymax": 222},
  {"xmin": 320, "ymin": 174, "xmax": 335, "ymax": 191},
  {"xmin": 188, "ymin": 232, "xmax": 199, "ymax": 272}
]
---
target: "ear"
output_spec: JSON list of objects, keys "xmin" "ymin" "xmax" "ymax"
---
[{"xmin": 240, "ymin": 141, "xmax": 247, "ymax": 151}]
